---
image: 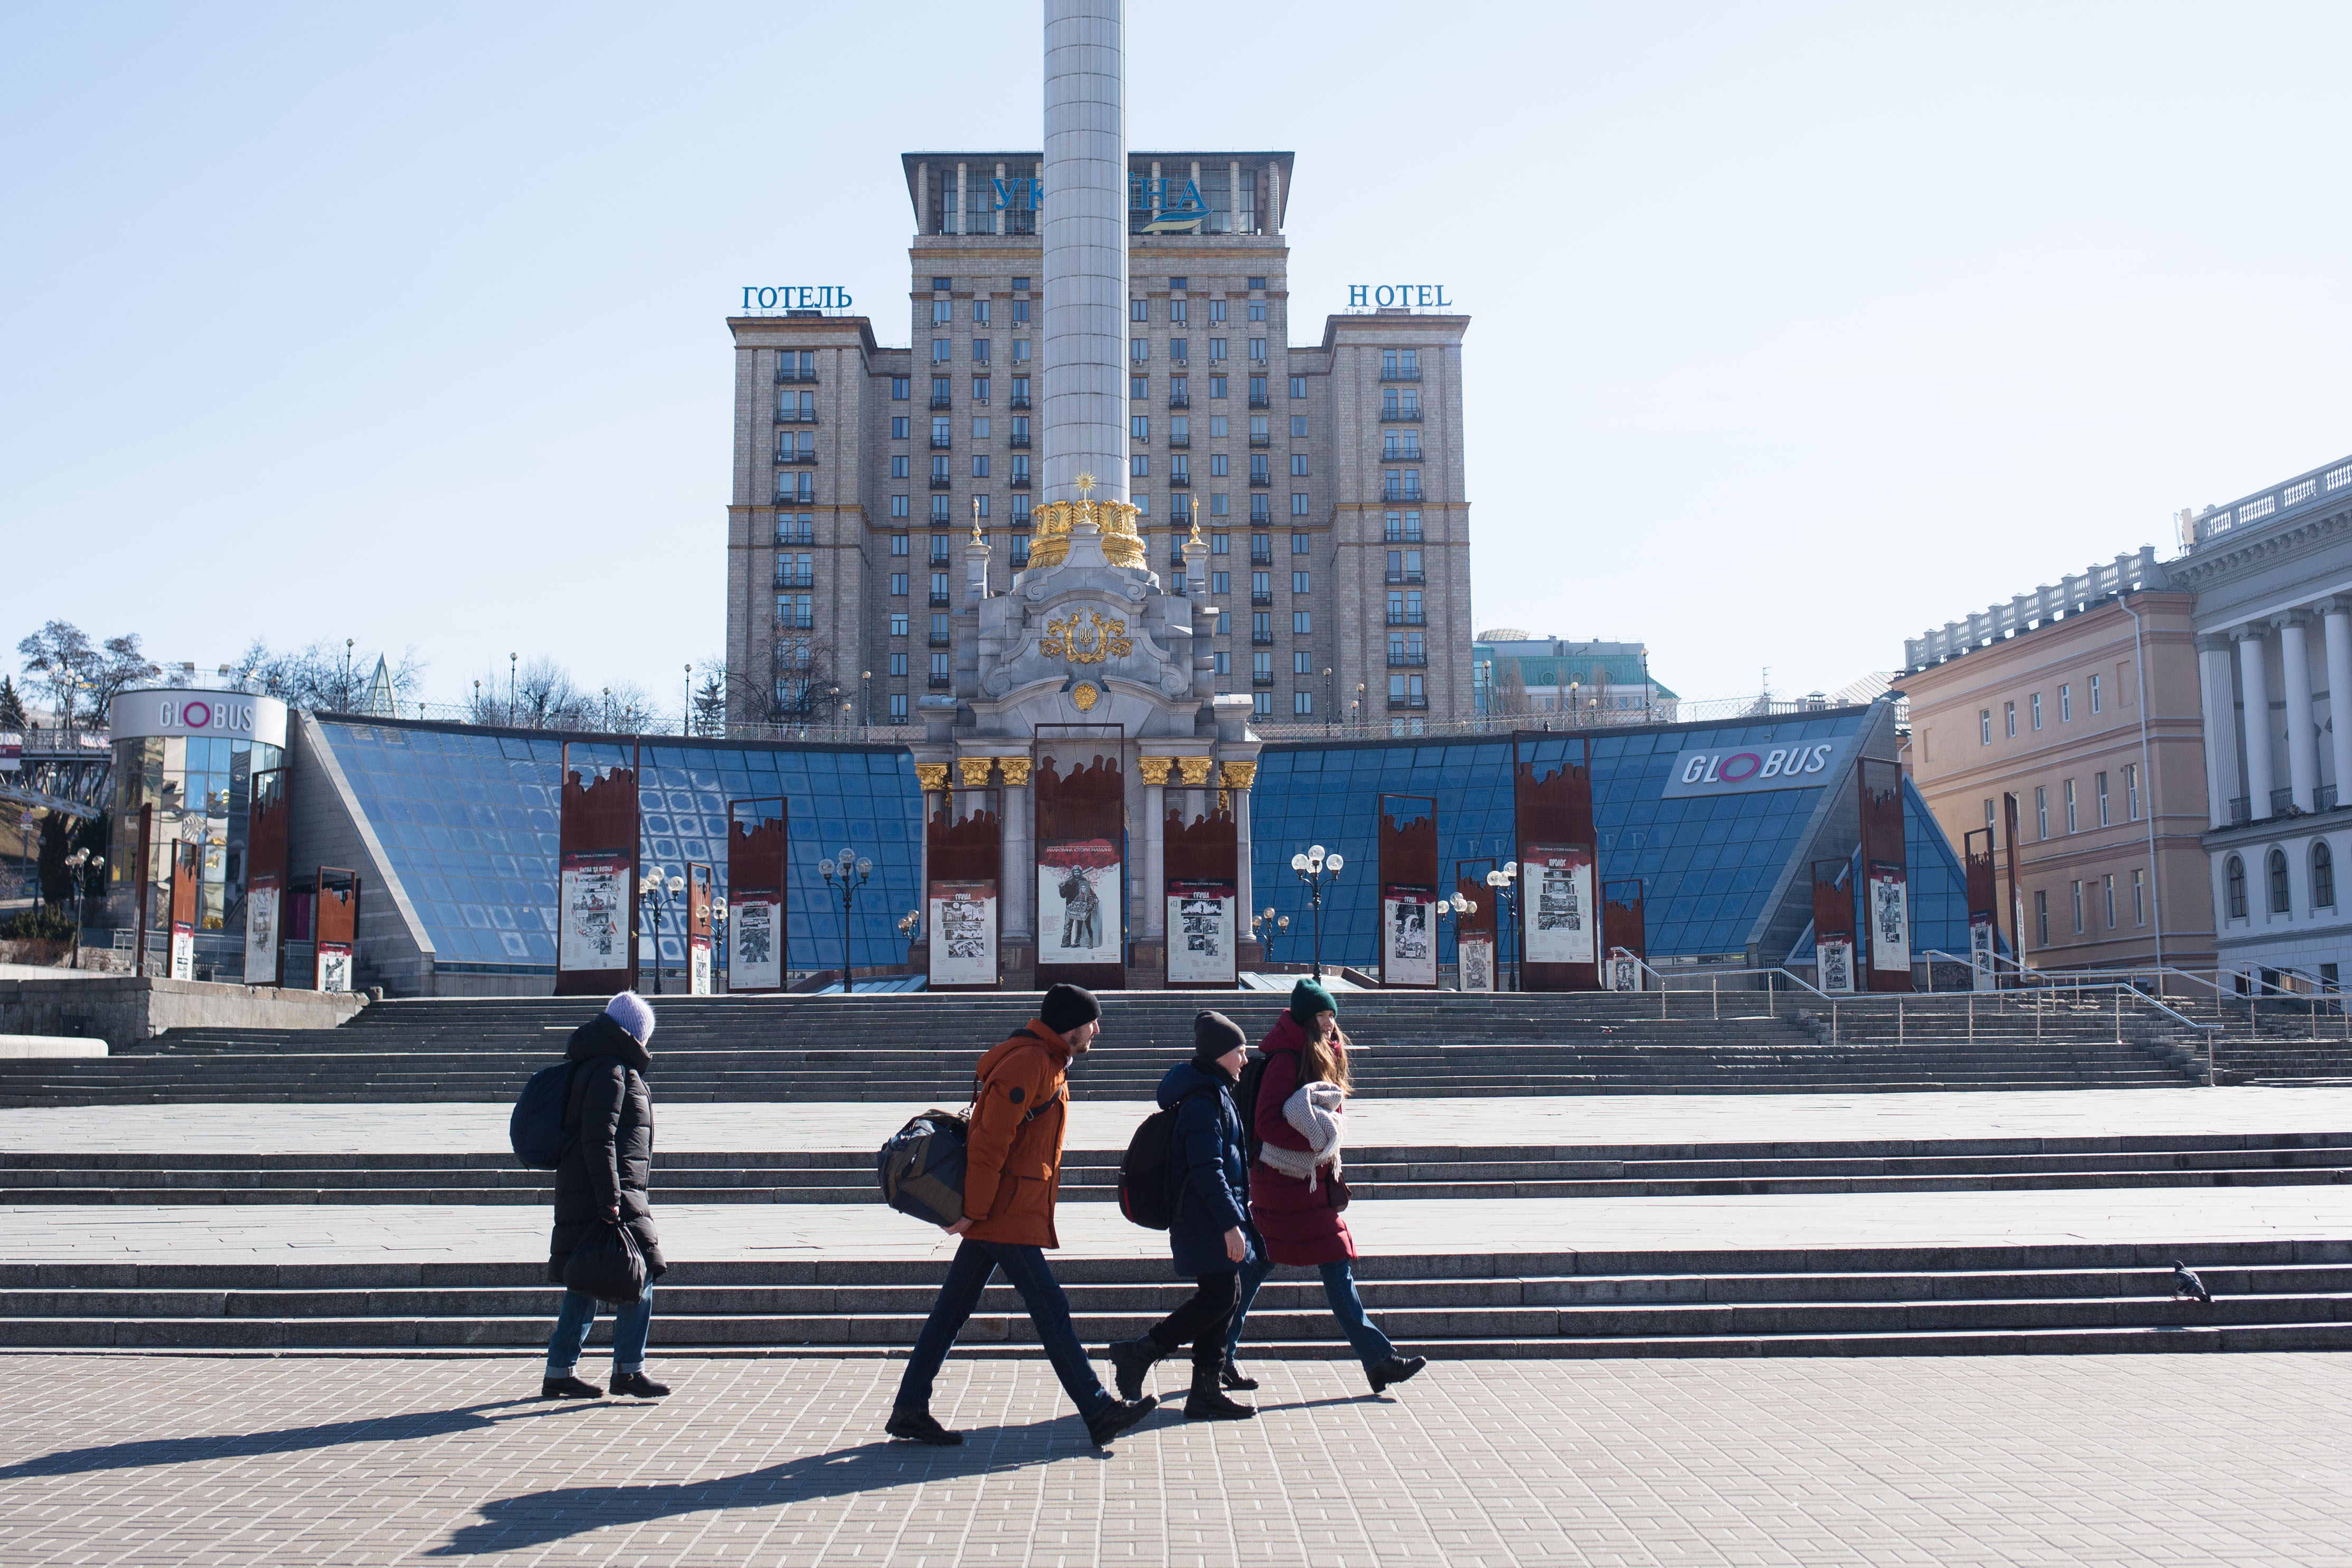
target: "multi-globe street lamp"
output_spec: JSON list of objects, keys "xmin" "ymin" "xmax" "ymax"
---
[
  {"xmin": 1288, "ymin": 844, "xmax": 1344, "ymax": 979},
  {"xmin": 710, "ymin": 895, "xmax": 729, "ymax": 991},
  {"xmin": 1250, "ymin": 905, "xmax": 1290, "ymax": 964},
  {"xmin": 1484, "ymin": 861, "xmax": 1520, "ymax": 990},
  {"xmin": 638, "ymin": 865, "xmax": 685, "ymax": 995},
  {"xmin": 819, "ymin": 846, "xmax": 872, "ymax": 993},
  {"xmin": 1433, "ymin": 890, "xmax": 1477, "ymax": 988},
  {"xmin": 61, "ymin": 848, "xmax": 102, "ymax": 969}
]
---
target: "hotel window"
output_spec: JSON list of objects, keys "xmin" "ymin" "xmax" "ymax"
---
[
  {"xmin": 1249, "ymin": 300, "xmax": 1267, "ymax": 321},
  {"xmin": 1292, "ymin": 532, "xmax": 1311, "ymax": 555},
  {"xmin": 2059, "ymin": 683, "xmax": 2071, "ymax": 722},
  {"xmin": 971, "ymin": 455, "xmax": 989, "ymax": 478},
  {"xmin": 971, "ymin": 299, "xmax": 989, "ymax": 325},
  {"xmin": 932, "ymin": 300, "xmax": 952, "ymax": 324},
  {"xmin": 2226, "ymin": 855, "xmax": 2246, "ymax": 919},
  {"xmin": 2132, "ymin": 867, "xmax": 2146, "ymax": 926},
  {"xmin": 933, "ymin": 338, "xmax": 951, "ymax": 362},
  {"xmin": 1290, "ymin": 376, "xmax": 1307, "ymax": 399},
  {"xmin": 2102, "ymin": 873, "xmax": 2116, "ymax": 929},
  {"xmin": 1131, "ymin": 298, "xmax": 1148, "ymax": 322},
  {"xmin": 2090, "ymin": 673, "xmax": 2101, "ymax": 714},
  {"xmin": 1210, "ymin": 493, "xmax": 1229, "ymax": 516},
  {"xmin": 933, "ymin": 376, "xmax": 952, "ymax": 404},
  {"xmin": 1214, "ymin": 651, "xmax": 1230, "ymax": 676},
  {"xmin": 1210, "ymin": 375, "xmax": 1227, "ymax": 399},
  {"xmin": 2005, "ymin": 701, "xmax": 2016, "ymax": 738},
  {"xmin": 1211, "ymin": 570, "xmax": 1230, "ymax": 596},
  {"xmin": 1132, "ymin": 376, "xmax": 1149, "ymax": 400},
  {"xmin": 890, "ymin": 573, "xmax": 908, "ymax": 597},
  {"xmin": 890, "ymin": 613, "xmax": 908, "ymax": 636},
  {"xmin": 931, "ymin": 652, "xmax": 951, "ymax": 679},
  {"xmin": 891, "ymin": 377, "xmax": 910, "ymax": 399},
  {"xmin": 1211, "ymin": 533, "xmax": 1229, "ymax": 555},
  {"xmin": 1292, "ymin": 571, "xmax": 1310, "ymax": 594},
  {"xmin": 1253, "ymin": 651, "xmax": 1273, "ymax": 682},
  {"xmin": 1209, "ymin": 338, "xmax": 1227, "ymax": 361},
  {"xmin": 1291, "ymin": 494, "xmax": 1310, "ymax": 516},
  {"xmin": 1252, "ymin": 610, "xmax": 1272, "ymax": 641},
  {"xmin": 1013, "ymin": 299, "xmax": 1029, "ymax": 324},
  {"xmin": 1170, "ymin": 298, "xmax": 1188, "ymax": 324},
  {"xmin": 2035, "ymin": 889, "xmax": 2048, "ymax": 945},
  {"xmin": 2124, "ymin": 763, "xmax": 2139, "ymax": 820},
  {"xmin": 1290, "ymin": 415, "xmax": 1309, "ymax": 439},
  {"xmin": 1979, "ymin": 709, "xmax": 1991, "ymax": 745},
  {"xmin": 1248, "ymin": 276, "xmax": 1267, "ymax": 289},
  {"xmin": 1131, "ymin": 454, "xmax": 1148, "ymax": 477},
  {"xmin": 1131, "ymin": 415, "xmax": 1150, "ymax": 442},
  {"xmin": 891, "ymin": 534, "xmax": 909, "ymax": 556},
  {"xmin": 891, "ymin": 495, "xmax": 910, "ymax": 517},
  {"xmin": 892, "ymin": 417, "xmax": 910, "ymax": 440},
  {"xmin": 972, "ymin": 376, "xmax": 989, "ymax": 402},
  {"xmin": 1293, "ymin": 611, "xmax": 1311, "ymax": 634},
  {"xmin": 2071, "ymin": 880, "xmax": 2084, "ymax": 933},
  {"xmin": 1010, "ymin": 533, "xmax": 1031, "ymax": 566},
  {"xmin": 2269, "ymin": 848, "xmax": 2291, "ymax": 914},
  {"xmin": 2096, "ymin": 771, "xmax": 2109, "ymax": 826},
  {"xmin": 930, "ymin": 456, "xmax": 949, "ymax": 482},
  {"xmin": 1294, "ymin": 652, "xmax": 1313, "ymax": 675},
  {"xmin": 931, "ymin": 277, "xmax": 951, "ymax": 290},
  {"xmin": 889, "ymin": 693, "xmax": 908, "ymax": 721},
  {"xmin": 2064, "ymin": 779, "xmax": 2077, "ymax": 834},
  {"xmin": 1253, "ymin": 692, "xmax": 1273, "ymax": 716},
  {"xmin": 1170, "ymin": 338, "xmax": 1188, "ymax": 363},
  {"xmin": 1012, "ymin": 339, "xmax": 1029, "ymax": 363},
  {"xmin": 889, "ymin": 653, "xmax": 908, "ymax": 677},
  {"xmin": 1291, "ymin": 454, "xmax": 1309, "ymax": 476},
  {"xmin": 1249, "ymin": 337, "xmax": 1267, "ymax": 361},
  {"xmin": 2035, "ymin": 786, "xmax": 2048, "ymax": 839},
  {"xmin": 1293, "ymin": 692, "xmax": 1313, "ymax": 715},
  {"xmin": 1131, "ymin": 338, "xmax": 1149, "ymax": 363},
  {"xmin": 2030, "ymin": 692, "xmax": 2043, "ymax": 730},
  {"xmin": 2316, "ymin": 841, "xmax": 2337, "ymax": 910},
  {"xmin": 1210, "ymin": 299, "xmax": 1226, "ymax": 323},
  {"xmin": 1210, "ymin": 454, "xmax": 1229, "ymax": 478}
]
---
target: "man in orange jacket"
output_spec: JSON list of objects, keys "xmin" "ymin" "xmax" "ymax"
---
[{"xmin": 886, "ymin": 983, "xmax": 1158, "ymax": 1449}]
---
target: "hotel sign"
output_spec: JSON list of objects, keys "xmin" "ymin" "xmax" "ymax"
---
[
  {"xmin": 1349, "ymin": 284, "xmax": 1454, "ymax": 308},
  {"xmin": 1659, "ymin": 738, "xmax": 1848, "ymax": 800},
  {"xmin": 740, "ymin": 286, "xmax": 854, "ymax": 311}
]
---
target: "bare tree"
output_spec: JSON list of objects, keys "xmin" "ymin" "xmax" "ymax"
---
[
  {"xmin": 728, "ymin": 634, "xmax": 848, "ymax": 731},
  {"xmin": 465, "ymin": 658, "xmax": 660, "ymax": 733},
  {"xmin": 225, "ymin": 638, "xmax": 424, "ymax": 713}
]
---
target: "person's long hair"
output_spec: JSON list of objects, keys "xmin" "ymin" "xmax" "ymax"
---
[{"xmin": 1299, "ymin": 1016, "xmax": 1352, "ymax": 1094}]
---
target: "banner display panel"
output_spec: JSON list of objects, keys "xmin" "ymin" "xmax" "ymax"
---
[
  {"xmin": 731, "ymin": 897, "xmax": 781, "ymax": 990},
  {"xmin": 1166, "ymin": 879, "xmax": 1236, "ymax": 986},
  {"xmin": 689, "ymin": 936, "xmax": 712, "ymax": 996},
  {"xmin": 1038, "ymin": 840, "xmax": 1121, "ymax": 967},
  {"xmin": 1818, "ymin": 937, "xmax": 1857, "ymax": 994},
  {"xmin": 1868, "ymin": 861, "xmax": 1911, "ymax": 975},
  {"xmin": 929, "ymin": 880, "xmax": 999, "ymax": 986},
  {"xmin": 559, "ymin": 851, "xmax": 632, "ymax": 974},
  {"xmin": 315, "ymin": 942, "xmax": 353, "ymax": 993},
  {"xmin": 1969, "ymin": 916, "xmax": 1997, "ymax": 991},
  {"xmin": 1458, "ymin": 936, "xmax": 1496, "ymax": 993},
  {"xmin": 243, "ymin": 876, "xmax": 280, "ymax": 986},
  {"xmin": 1524, "ymin": 846, "xmax": 1597, "ymax": 967},
  {"xmin": 169, "ymin": 923, "xmax": 195, "ymax": 980},
  {"xmin": 1382, "ymin": 886, "xmax": 1437, "ymax": 987},
  {"xmin": 1607, "ymin": 953, "xmax": 1643, "ymax": 992}
]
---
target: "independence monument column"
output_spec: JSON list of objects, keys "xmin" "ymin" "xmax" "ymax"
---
[{"xmin": 1042, "ymin": 0, "xmax": 1128, "ymax": 506}]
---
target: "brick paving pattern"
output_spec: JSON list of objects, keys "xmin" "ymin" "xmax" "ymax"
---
[{"xmin": 1, "ymin": 1352, "xmax": 2346, "ymax": 1565}]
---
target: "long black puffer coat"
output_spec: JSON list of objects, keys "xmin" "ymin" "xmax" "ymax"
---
[{"xmin": 548, "ymin": 1014, "xmax": 666, "ymax": 1285}]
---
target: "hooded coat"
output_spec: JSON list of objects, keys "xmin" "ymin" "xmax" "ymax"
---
[
  {"xmin": 1246, "ymin": 1010, "xmax": 1357, "ymax": 1266},
  {"xmin": 960, "ymin": 1019, "xmax": 1074, "ymax": 1248},
  {"xmin": 548, "ymin": 1014, "xmax": 666, "ymax": 1285},
  {"xmin": 1155, "ymin": 1059, "xmax": 1254, "ymax": 1278}
]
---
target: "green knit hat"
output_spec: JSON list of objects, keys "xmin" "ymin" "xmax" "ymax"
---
[{"xmin": 1288, "ymin": 976, "xmax": 1337, "ymax": 1025}]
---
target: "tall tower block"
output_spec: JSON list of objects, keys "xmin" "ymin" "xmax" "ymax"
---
[{"xmin": 1042, "ymin": 0, "xmax": 1128, "ymax": 505}]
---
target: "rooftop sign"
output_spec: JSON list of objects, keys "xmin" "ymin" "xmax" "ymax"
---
[
  {"xmin": 1659, "ymin": 737, "xmax": 1847, "ymax": 800},
  {"xmin": 1349, "ymin": 285, "xmax": 1453, "ymax": 309},
  {"xmin": 109, "ymin": 689, "xmax": 289, "ymax": 750},
  {"xmin": 740, "ymin": 286, "xmax": 854, "ymax": 312}
]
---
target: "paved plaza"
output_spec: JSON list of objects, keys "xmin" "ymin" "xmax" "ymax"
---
[{"xmin": 0, "ymin": 1352, "xmax": 2346, "ymax": 1565}]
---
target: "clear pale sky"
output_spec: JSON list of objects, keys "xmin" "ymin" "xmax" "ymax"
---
[{"xmin": 6, "ymin": 3, "xmax": 2349, "ymax": 716}]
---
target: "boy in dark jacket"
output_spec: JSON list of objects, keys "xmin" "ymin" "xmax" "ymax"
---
[
  {"xmin": 541, "ymin": 991, "xmax": 670, "ymax": 1400},
  {"xmin": 1104, "ymin": 1010, "xmax": 1257, "ymax": 1421}
]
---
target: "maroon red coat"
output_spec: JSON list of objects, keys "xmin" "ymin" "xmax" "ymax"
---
[{"xmin": 1246, "ymin": 1010, "xmax": 1356, "ymax": 1266}]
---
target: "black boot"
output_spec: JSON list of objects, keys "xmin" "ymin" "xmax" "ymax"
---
[
  {"xmin": 541, "ymin": 1374, "xmax": 602, "ymax": 1399},
  {"xmin": 885, "ymin": 1406, "xmax": 964, "ymax": 1446},
  {"xmin": 1368, "ymin": 1354, "xmax": 1426, "ymax": 1395},
  {"xmin": 1085, "ymin": 1394, "xmax": 1158, "ymax": 1447},
  {"xmin": 1218, "ymin": 1355, "xmax": 1259, "ymax": 1392},
  {"xmin": 609, "ymin": 1371, "xmax": 670, "ymax": 1398},
  {"xmin": 1185, "ymin": 1362, "xmax": 1256, "ymax": 1421},
  {"xmin": 1106, "ymin": 1335, "xmax": 1165, "ymax": 1401}
]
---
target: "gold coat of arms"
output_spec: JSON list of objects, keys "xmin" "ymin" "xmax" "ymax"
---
[{"xmin": 1042, "ymin": 608, "xmax": 1131, "ymax": 665}]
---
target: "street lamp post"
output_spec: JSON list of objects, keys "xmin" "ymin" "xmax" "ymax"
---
[
  {"xmin": 62, "ymin": 849, "xmax": 102, "ymax": 969},
  {"xmin": 508, "ymin": 653, "xmax": 517, "ymax": 726},
  {"xmin": 1323, "ymin": 668, "xmax": 1334, "ymax": 735},
  {"xmin": 684, "ymin": 665, "xmax": 694, "ymax": 736},
  {"xmin": 711, "ymin": 896, "xmax": 728, "ymax": 991},
  {"xmin": 1289, "ymin": 844, "xmax": 1345, "ymax": 979},
  {"xmin": 819, "ymin": 845, "xmax": 872, "ymax": 993},
  {"xmin": 1434, "ymin": 891, "xmax": 1476, "ymax": 988},
  {"xmin": 1485, "ymin": 861, "xmax": 1520, "ymax": 990},
  {"xmin": 639, "ymin": 866, "xmax": 685, "ymax": 994}
]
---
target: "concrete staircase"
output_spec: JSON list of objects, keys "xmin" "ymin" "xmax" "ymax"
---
[
  {"xmin": 0, "ymin": 992, "xmax": 2200, "ymax": 1105},
  {"xmin": 6, "ymin": 1240, "xmax": 2345, "ymax": 1356},
  {"xmin": 6, "ymin": 1132, "xmax": 2349, "ymax": 1206}
]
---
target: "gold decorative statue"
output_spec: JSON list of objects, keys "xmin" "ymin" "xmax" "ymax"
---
[{"xmin": 1042, "ymin": 608, "xmax": 1132, "ymax": 664}]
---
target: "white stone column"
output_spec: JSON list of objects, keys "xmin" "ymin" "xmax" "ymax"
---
[
  {"xmin": 2279, "ymin": 611, "xmax": 2320, "ymax": 812},
  {"xmin": 2322, "ymin": 599, "xmax": 2352, "ymax": 809},
  {"xmin": 1001, "ymin": 765, "xmax": 1034, "ymax": 947},
  {"xmin": 2237, "ymin": 624, "xmax": 2277, "ymax": 819},
  {"xmin": 1044, "ymin": 0, "xmax": 1129, "ymax": 505},
  {"xmin": 1227, "ymin": 766, "xmax": 1255, "ymax": 936},
  {"xmin": 2198, "ymin": 634, "xmax": 2241, "ymax": 829},
  {"xmin": 1141, "ymin": 766, "xmax": 1166, "ymax": 940},
  {"xmin": 955, "ymin": 163, "xmax": 967, "ymax": 236},
  {"xmin": 1227, "ymin": 160, "xmax": 1241, "ymax": 234}
]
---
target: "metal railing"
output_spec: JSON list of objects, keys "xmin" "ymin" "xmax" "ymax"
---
[
  {"xmin": 1905, "ymin": 546, "xmax": 2169, "ymax": 670},
  {"xmin": 1380, "ymin": 405, "xmax": 1422, "ymax": 421},
  {"xmin": 1380, "ymin": 367, "xmax": 1422, "ymax": 381}
]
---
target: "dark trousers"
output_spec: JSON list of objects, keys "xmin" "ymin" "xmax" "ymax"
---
[
  {"xmin": 895, "ymin": 1238, "xmax": 1114, "ymax": 1423},
  {"xmin": 1146, "ymin": 1269, "xmax": 1239, "ymax": 1373}
]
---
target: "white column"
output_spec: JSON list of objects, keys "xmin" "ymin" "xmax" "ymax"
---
[
  {"xmin": 994, "ymin": 161, "xmax": 1007, "ymax": 236},
  {"xmin": 1231, "ymin": 784, "xmax": 1254, "ymax": 938},
  {"xmin": 2237, "ymin": 624, "xmax": 2277, "ymax": 819},
  {"xmin": 2278, "ymin": 611, "xmax": 2320, "ymax": 812},
  {"xmin": 955, "ymin": 163, "xmax": 967, "ymax": 236},
  {"xmin": 1002, "ymin": 777, "xmax": 1033, "ymax": 947},
  {"xmin": 1228, "ymin": 160, "xmax": 1241, "ymax": 234},
  {"xmin": 2322, "ymin": 600, "xmax": 2352, "ymax": 809},
  {"xmin": 1043, "ymin": 0, "xmax": 1129, "ymax": 505},
  {"xmin": 2198, "ymin": 635, "xmax": 2241, "ymax": 829},
  {"xmin": 1142, "ymin": 776, "xmax": 1165, "ymax": 939}
]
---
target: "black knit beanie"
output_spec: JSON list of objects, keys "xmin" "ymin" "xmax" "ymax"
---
[
  {"xmin": 1040, "ymin": 982, "xmax": 1101, "ymax": 1033},
  {"xmin": 1192, "ymin": 1009, "xmax": 1246, "ymax": 1063}
]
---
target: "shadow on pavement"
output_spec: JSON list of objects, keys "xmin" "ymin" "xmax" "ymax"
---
[
  {"xmin": 0, "ymin": 1398, "xmax": 582, "ymax": 1480},
  {"xmin": 428, "ymin": 1417, "xmax": 1089, "ymax": 1556}
]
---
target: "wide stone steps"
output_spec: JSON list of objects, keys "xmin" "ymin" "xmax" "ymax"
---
[
  {"xmin": 5, "ymin": 1134, "xmax": 2347, "ymax": 1205},
  {"xmin": 6, "ymin": 1245, "xmax": 2345, "ymax": 1356}
]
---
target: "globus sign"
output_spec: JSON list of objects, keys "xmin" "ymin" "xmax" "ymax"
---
[
  {"xmin": 1659, "ymin": 739, "xmax": 1848, "ymax": 800},
  {"xmin": 109, "ymin": 689, "xmax": 289, "ymax": 750}
]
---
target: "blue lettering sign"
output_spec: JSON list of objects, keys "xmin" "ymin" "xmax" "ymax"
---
[
  {"xmin": 991, "ymin": 177, "xmax": 1045, "ymax": 211},
  {"xmin": 739, "ymin": 285, "xmax": 855, "ymax": 313},
  {"xmin": 1348, "ymin": 284, "xmax": 1452, "ymax": 309}
]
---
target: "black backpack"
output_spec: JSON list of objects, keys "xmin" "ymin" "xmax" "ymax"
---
[
  {"xmin": 1118, "ymin": 1084, "xmax": 1221, "ymax": 1230},
  {"xmin": 877, "ymin": 1076, "xmax": 1063, "ymax": 1228},
  {"xmin": 509, "ymin": 1061, "xmax": 576, "ymax": 1170},
  {"xmin": 1234, "ymin": 1052, "xmax": 1270, "ymax": 1166}
]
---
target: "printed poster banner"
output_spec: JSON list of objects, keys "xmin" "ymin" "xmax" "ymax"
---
[
  {"xmin": 1166, "ymin": 879, "xmax": 1236, "ymax": 986},
  {"xmin": 1383, "ymin": 885, "xmax": 1437, "ymax": 987},
  {"xmin": 1607, "ymin": 953, "xmax": 1643, "ymax": 993},
  {"xmin": 1868, "ymin": 861, "xmax": 1911, "ymax": 974},
  {"xmin": 559, "ymin": 852, "xmax": 631, "ymax": 974},
  {"xmin": 731, "ymin": 897, "xmax": 781, "ymax": 991},
  {"xmin": 0, "ymin": 733, "xmax": 18, "ymax": 773},
  {"xmin": 689, "ymin": 936, "xmax": 712, "ymax": 997},
  {"xmin": 929, "ymin": 879, "xmax": 999, "ymax": 986},
  {"xmin": 1038, "ymin": 839, "xmax": 1121, "ymax": 967},
  {"xmin": 1817, "ymin": 936, "xmax": 1856, "ymax": 994},
  {"xmin": 1457, "ymin": 935, "xmax": 1496, "ymax": 993},
  {"xmin": 1524, "ymin": 845, "xmax": 1596, "ymax": 967},
  {"xmin": 315, "ymin": 941, "xmax": 354, "ymax": 993},
  {"xmin": 243, "ymin": 876, "xmax": 280, "ymax": 986},
  {"xmin": 1969, "ymin": 915, "xmax": 1997, "ymax": 992},
  {"xmin": 169, "ymin": 923, "xmax": 195, "ymax": 981}
]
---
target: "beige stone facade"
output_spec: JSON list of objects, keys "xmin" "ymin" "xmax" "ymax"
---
[
  {"xmin": 1902, "ymin": 588, "xmax": 2214, "ymax": 973},
  {"xmin": 722, "ymin": 151, "xmax": 1473, "ymax": 736}
]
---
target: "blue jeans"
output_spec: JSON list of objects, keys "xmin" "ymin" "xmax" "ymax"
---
[
  {"xmin": 546, "ymin": 1286, "xmax": 654, "ymax": 1378},
  {"xmin": 895, "ymin": 1238, "xmax": 1114, "ymax": 1423},
  {"xmin": 1226, "ymin": 1247, "xmax": 1394, "ymax": 1368}
]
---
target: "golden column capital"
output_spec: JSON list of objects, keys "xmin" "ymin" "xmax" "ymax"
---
[
  {"xmin": 913, "ymin": 763, "xmax": 950, "ymax": 793},
  {"xmin": 1137, "ymin": 757, "xmax": 1175, "ymax": 786},
  {"xmin": 957, "ymin": 757, "xmax": 995, "ymax": 788},
  {"xmin": 1220, "ymin": 761, "xmax": 1258, "ymax": 790},
  {"xmin": 1177, "ymin": 756, "xmax": 1215, "ymax": 787},
  {"xmin": 998, "ymin": 757, "xmax": 1034, "ymax": 787}
]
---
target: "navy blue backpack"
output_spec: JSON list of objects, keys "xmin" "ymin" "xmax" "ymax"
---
[{"xmin": 510, "ymin": 1062, "xmax": 576, "ymax": 1169}]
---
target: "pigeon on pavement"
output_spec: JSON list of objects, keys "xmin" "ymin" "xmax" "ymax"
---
[{"xmin": 2169, "ymin": 1261, "xmax": 2212, "ymax": 1303}]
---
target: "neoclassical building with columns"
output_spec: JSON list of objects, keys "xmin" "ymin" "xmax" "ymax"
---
[{"xmin": 2175, "ymin": 449, "xmax": 2352, "ymax": 992}]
